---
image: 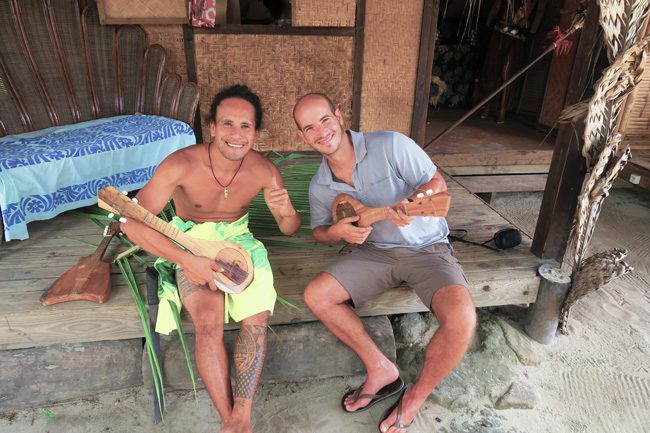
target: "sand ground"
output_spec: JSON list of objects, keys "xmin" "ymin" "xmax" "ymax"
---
[{"xmin": 1, "ymin": 187, "xmax": 649, "ymax": 433}]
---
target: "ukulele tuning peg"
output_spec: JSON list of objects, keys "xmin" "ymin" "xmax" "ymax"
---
[
  {"xmin": 107, "ymin": 213, "xmax": 115, "ymax": 219},
  {"xmin": 422, "ymin": 217, "xmax": 430, "ymax": 222},
  {"xmin": 121, "ymin": 190, "xmax": 128, "ymax": 195},
  {"xmin": 416, "ymin": 193, "xmax": 424, "ymax": 199},
  {"xmin": 119, "ymin": 217, "xmax": 128, "ymax": 223},
  {"xmin": 426, "ymin": 189, "xmax": 433, "ymax": 195},
  {"xmin": 131, "ymin": 197, "xmax": 139, "ymax": 203}
]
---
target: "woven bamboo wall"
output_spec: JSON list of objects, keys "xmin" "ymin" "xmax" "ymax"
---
[
  {"xmin": 194, "ymin": 34, "xmax": 354, "ymax": 150},
  {"xmin": 619, "ymin": 21, "xmax": 650, "ymax": 149},
  {"xmin": 292, "ymin": 0, "xmax": 356, "ymax": 27},
  {"xmin": 142, "ymin": 25, "xmax": 188, "ymax": 82},
  {"xmin": 360, "ymin": 0, "xmax": 423, "ymax": 135},
  {"xmin": 97, "ymin": 0, "xmax": 187, "ymax": 24}
]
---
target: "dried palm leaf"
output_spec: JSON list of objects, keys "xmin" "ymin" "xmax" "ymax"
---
[
  {"xmin": 598, "ymin": 0, "xmax": 650, "ymax": 60},
  {"xmin": 576, "ymin": 147, "xmax": 631, "ymax": 264},
  {"xmin": 581, "ymin": 37, "xmax": 648, "ymax": 167},
  {"xmin": 567, "ymin": 138, "xmax": 631, "ymax": 268},
  {"xmin": 559, "ymin": 248, "xmax": 633, "ymax": 333}
]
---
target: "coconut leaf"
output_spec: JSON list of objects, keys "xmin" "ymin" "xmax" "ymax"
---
[
  {"xmin": 117, "ymin": 258, "xmax": 165, "ymax": 418},
  {"xmin": 169, "ymin": 300, "xmax": 198, "ymax": 399}
]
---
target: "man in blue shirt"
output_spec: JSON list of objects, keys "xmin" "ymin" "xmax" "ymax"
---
[{"xmin": 293, "ymin": 93, "xmax": 477, "ymax": 433}]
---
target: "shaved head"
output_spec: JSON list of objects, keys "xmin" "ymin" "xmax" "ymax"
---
[{"xmin": 293, "ymin": 93, "xmax": 337, "ymax": 129}]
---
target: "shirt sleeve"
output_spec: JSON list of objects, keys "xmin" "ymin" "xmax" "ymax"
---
[
  {"xmin": 309, "ymin": 182, "xmax": 334, "ymax": 229},
  {"xmin": 390, "ymin": 132, "xmax": 437, "ymax": 189}
]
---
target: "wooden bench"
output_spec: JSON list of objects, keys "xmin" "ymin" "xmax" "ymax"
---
[
  {"xmin": 0, "ymin": 174, "xmax": 544, "ymax": 350},
  {"xmin": 0, "ymin": 0, "xmax": 199, "ymax": 241},
  {"xmin": 0, "ymin": 172, "xmax": 547, "ymax": 409}
]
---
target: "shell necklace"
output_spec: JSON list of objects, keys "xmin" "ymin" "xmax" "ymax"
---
[{"xmin": 207, "ymin": 142, "xmax": 245, "ymax": 200}]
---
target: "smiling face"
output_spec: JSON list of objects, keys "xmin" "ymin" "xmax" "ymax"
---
[
  {"xmin": 209, "ymin": 97, "xmax": 259, "ymax": 161},
  {"xmin": 294, "ymin": 95, "xmax": 345, "ymax": 156}
]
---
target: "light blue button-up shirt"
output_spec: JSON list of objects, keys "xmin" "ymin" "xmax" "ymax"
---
[{"xmin": 309, "ymin": 130, "xmax": 450, "ymax": 248}]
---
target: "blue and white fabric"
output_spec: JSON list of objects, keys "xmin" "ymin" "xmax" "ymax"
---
[{"xmin": 0, "ymin": 115, "xmax": 195, "ymax": 241}]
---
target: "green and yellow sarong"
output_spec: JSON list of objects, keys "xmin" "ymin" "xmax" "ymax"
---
[{"xmin": 154, "ymin": 213, "xmax": 276, "ymax": 335}]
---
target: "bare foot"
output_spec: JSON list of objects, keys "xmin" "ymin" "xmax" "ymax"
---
[
  {"xmin": 343, "ymin": 362, "xmax": 400, "ymax": 412},
  {"xmin": 219, "ymin": 418, "xmax": 252, "ymax": 433},
  {"xmin": 379, "ymin": 386, "xmax": 422, "ymax": 433}
]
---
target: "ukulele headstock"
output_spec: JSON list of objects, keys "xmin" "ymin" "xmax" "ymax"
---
[
  {"xmin": 405, "ymin": 190, "xmax": 451, "ymax": 217},
  {"xmin": 98, "ymin": 186, "xmax": 140, "ymax": 220}
]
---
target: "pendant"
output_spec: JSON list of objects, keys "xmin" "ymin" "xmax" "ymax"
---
[{"xmin": 224, "ymin": 187, "xmax": 229, "ymax": 200}]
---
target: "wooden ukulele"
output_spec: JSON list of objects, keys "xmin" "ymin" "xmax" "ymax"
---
[
  {"xmin": 332, "ymin": 190, "xmax": 451, "ymax": 227},
  {"xmin": 98, "ymin": 186, "xmax": 253, "ymax": 294}
]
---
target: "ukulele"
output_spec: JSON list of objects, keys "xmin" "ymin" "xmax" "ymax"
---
[
  {"xmin": 98, "ymin": 186, "xmax": 253, "ymax": 294},
  {"xmin": 332, "ymin": 190, "xmax": 451, "ymax": 227}
]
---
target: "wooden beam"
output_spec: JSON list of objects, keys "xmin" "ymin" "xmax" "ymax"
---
[
  {"xmin": 192, "ymin": 24, "xmax": 355, "ymax": 36},
  {"xmin": 443, "ymin": 164, "xmax": 551, "ymax": 176},
  {"xmin": 182, "ymin": 24, "xmax": 202, "ymax": 139},
  {"xmin": 455, "ymin": 174, "xmax": 548, "ymax": 193},
  {"xmin": 351, "ymin": 0, "xmax": 366, "ymax": 130},
  {"xmin": 410, "ymin": 0, "xmax": 439, "ymax": 145},
  {"xmin": 531, "ymin": 3, "xmax": 600, "ymax": 261}
]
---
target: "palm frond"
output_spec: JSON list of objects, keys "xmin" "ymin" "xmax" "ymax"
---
[
  {"xmin": 582, "ymin": 36, "xmax": 648, "ymax": 167},
  {"xmin": 117, "ymin": 258, "xmax": 165, "ymax": 418},
  {"xmin": 598, "ymin": 0, "xmax": 650, "ymax": 60},
  {"xmin": 276, "ymin": 294, "xmax": 300, "ymax": 310},
  {"xmin": 169, "ymin": 300, "xmax": 198, "ymax": 399}
]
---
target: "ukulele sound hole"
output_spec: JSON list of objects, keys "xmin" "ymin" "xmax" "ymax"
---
[
  {"xmin": 214, "ymin": 248, "xmax": 249, "ymax": 286},
  {"xmin": 335, "ymin": 202, "xmax": 359, "ymax": 226}
]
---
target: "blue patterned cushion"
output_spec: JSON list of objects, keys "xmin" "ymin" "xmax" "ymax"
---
[{"xmin": 0, "ymin": 115, "xmax": 195, "ymax": 241}]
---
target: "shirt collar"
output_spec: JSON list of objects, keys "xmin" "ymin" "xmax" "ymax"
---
[
  {"xmin": 315, "ymin": 130, "xmax": 367, "ymax": 186},
  {"xmin": 349, "ymin": 130, "xmax": 367, "ymax": 163}
]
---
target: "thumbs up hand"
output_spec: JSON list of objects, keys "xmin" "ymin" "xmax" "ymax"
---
[{"xmin": 265, "ymin": 174, "xmax": 296, "ymax": 218}]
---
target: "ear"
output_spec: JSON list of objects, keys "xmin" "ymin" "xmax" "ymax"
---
[
  {"xmin": 334, "ymin": 107, "xmax": 345, "ymax": 127},
  {"xmin": 209, "ymin": 121, "xmax": 216, "ymax": 138},
  {"xmin": 297, "ymin": 129, "xmax": 306, "ymax": 143}
]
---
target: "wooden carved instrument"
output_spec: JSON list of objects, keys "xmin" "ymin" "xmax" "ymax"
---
[
  {"xmin": 41, "ymin": 222, "xmax": 120, "ymax": 306},
  {"xmin": 98, "ymin": 186, "xmax": 253, "ymax": 294},
  {"xmin": 332, "ymin": 190, "xmax": 451, "ymax": 227}
]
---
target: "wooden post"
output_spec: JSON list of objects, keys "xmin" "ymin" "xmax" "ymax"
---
[
  {"xmin": 182, "ymin": 24, "xmax": 203, "ymax": 140},
  {"xmin": 525, "ymin": 264, "xmax": 571, "ymax": 344},
  {"xmin": 351, "ymin": 0, "xmax": 366, "ymax": 131},
  {"xmin": 411, "ymin": 0, "xmax": 439, "ymax": 145},
  {"xmin": 531, "ymin": 3, "xmax": 600, "ymax": 261}
]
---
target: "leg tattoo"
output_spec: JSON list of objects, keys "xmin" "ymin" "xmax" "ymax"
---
[{"xmin": 233, "ymin": 324, "xmax": 267, "ymax": 405}]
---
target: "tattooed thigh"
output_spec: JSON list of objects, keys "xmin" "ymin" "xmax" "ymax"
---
[{"xmin": 176, "ymin": 269, "xmax": 207, "ymax": 300}]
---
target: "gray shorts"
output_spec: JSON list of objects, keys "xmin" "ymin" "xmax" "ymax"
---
[{"xmin": 324, "ymin": 242, "xmax": 469, "ymax": 309}]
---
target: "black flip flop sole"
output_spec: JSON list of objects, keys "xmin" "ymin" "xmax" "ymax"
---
[
  {"xmin": 341, "ymin": 376, "xmax": 405, "ymax": 413},
  {"xmin": 377, "ymin": 384, "xmax": 412, "ymax": 432}
]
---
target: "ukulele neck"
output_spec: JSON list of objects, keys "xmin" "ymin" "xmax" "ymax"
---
[
  {"xmin": 136, "ymin": 211, "xmax": 202, "ymax": 254},
  {"xmin": 357, "ymin": 200, "xmax": 437, "ymax": 227}
]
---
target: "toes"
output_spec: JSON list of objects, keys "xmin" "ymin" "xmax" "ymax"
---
[{"xmin": 379, "ymin": 411, "xmax": 396, "ymax": 433}]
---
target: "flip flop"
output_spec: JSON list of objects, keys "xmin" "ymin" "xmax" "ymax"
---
[
  {"xmin": 341, "ymin": 376, "xmax": 405, "ymax": 413},
  {"xmin": 377, "ymin": 383, "xmax": 413, "ymax": 432}
]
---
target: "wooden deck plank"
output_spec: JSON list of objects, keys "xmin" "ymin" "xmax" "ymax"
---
[
  {"xmin": 0, "ymin": 173, "xmax": 544, "ymax": 350},
  {"xmin": 0, "ymin": 270, "xmax": 539, "ymax": 350}
]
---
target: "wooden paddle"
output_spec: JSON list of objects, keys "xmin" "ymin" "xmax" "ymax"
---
[
  {"xmin": 332, "ymin": 190, "xmax": 451, "ymax": 227},
  {"xmin": 41, "ymin": 222, "xmax": 120, "ymax": 306},
  {"xmin": 97, "ymin": 186, "xmax": 254, "ymax": 294}
]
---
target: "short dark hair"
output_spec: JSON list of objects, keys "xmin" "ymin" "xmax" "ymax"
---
[
  {"xmin": 292, "ymin": 93, "xmax": 337, "ymax": 129},
  {"xmin": 209, "ymin": 84, "xmax": 263, "ymax": 130}
]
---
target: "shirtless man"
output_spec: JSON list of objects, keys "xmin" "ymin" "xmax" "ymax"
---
[
  {"xmin": 293, "ymin": 93, "xmax": 476, "ymax": 433},
  {"xmin": 121, "ymin": 84, "xmax": 300, "ymax": 433}
]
